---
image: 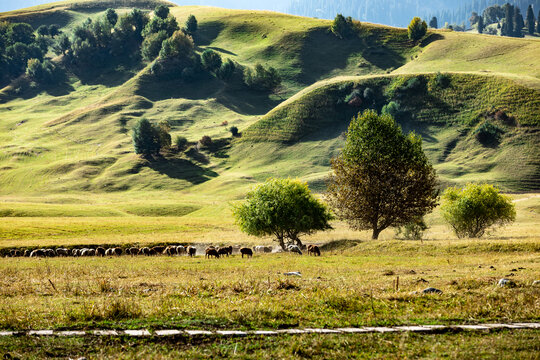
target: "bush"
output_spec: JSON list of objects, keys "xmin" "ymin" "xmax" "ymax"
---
[
  {"xmin": 199, "ymin": 135, "xmax": 212, "ymax": 147},
  {"xmin": 395, "ymin": 217, "xmax": 428, "ymax": 240},
  {"xmin": 26, "ymin": 58, "xmax": 63, "ymax": 84},
  {"xmin": 158, "ymin": 120, "xmax": 171, "ymax": 149},
  {"xmin": 185, "ymin": 15, "xmax": 198, "ymax": 35},
  {"xmin": 381, "ymin": 101, "xmax": 401, "ymax": 118},
  {"xmin": 175, "ymin": 136, "xmax": 188, "ymax": 151},
  {"xmin": 201, "ymin": 49, "xmax": 222, "ymax": 73},
  {"xmin": 474, "ymin": 121, "xmax": 503, "ymax": 145},
  {"xmin": 217, "ymin": 58, "xmax": 235, "ymax": 81},
  {"xmin": 159, "ymin": 30, "xmax": 194, "ymax": 60},
  {"xmin": 435, "ymin": 72, "xmax": 451, "ymax": 88},
  {"xmin": 408, "ymin": 17, "xmax": 427, "ymax": 41},
  {"xmin": 441, "ymin": 183, "xmax": 516, "ymax": 238},
  {"xmin": 229, "ymin": 126, "xmax": 239, "ymax": 137},
  {"xmin": 154, "ymin": 5, "xmax": 170, "ymax": 19}
]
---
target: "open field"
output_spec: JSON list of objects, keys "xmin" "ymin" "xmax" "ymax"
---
[{"xmin": 1, "ymin": 330, "xmax": 539, "ymax": 359}]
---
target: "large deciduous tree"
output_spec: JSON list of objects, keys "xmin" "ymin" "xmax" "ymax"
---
[
  {"xmin": 326, "ymin": 110, "xmax": 438, "ymax": 240},
  {"xmin": 233, "ymin": 178, "xmax": 334, "ymax": 250},
  {"xmin": 441, "ymin": 183, "xmax": 516, "ymax": 238},
  {"xmin": 132, "ymin": 118, "xmax": 161, "ymax": 157}
]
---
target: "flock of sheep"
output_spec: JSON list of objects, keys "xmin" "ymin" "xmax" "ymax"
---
[{"xmin": 5, "ymin": 244, "xmax": 321, "ymax": 258}]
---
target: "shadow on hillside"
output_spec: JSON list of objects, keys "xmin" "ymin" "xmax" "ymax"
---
[
  {"xmin": 297, "ymin": 29, "xmax": 405, "ymax": 85},
  {"xmin": 206, "ymin": 47, "xmax": 237, "ymax": 56},
  {"xmin": 215, "ymin": 89, "xmax": 281, "ymax": 116},
  {"xmin": 147, "ymin": 158, "xmax": 218, "ymax": 184},
  {"xmin": 73, "ymin": 59, "xmax": 143, "ymax": 88},
  {"xmin": 195, "ymin": 21, "xmax": 225, "ymax": 46},
  {"xmin": 419, "ymin": 33, "xmax": 444, "ymax": 48}
]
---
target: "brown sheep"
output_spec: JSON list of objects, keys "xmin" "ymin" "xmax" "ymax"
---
[
  {"xmin": 205, "ymin": 248, "xmax": 220, "ymax": 259},
  {"xmin": 218, "ymin": 246, "xmax": 232, "ymax": 257},
  {"xmin": 187, "ymin": 246, "xmax": 196, "ymax": 257},
  {"xmin": 96, "ymin": 247, "xmax": 106, "ymax": 257},
  {"xmin": 240, "ymin": 248, "xmax": 253, "ymax": 258},
  {"xmin": 128, "ymin": 247, "xmax": 139, "ymax": 256},
  {"xmin": 307, "ymin": 245, "xmax": 321, "ymax": 256},
  {"xmin": 113, "ymin": 248, "xmax": 123, "ymax": 256}
]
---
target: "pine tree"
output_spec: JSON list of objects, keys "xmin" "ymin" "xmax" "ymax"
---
[
  {"xmin": 504, "ymin": 4, "xmax": 514, "ymax": 36},
  {"xmin": 478, "ymin": 16, "xmax": 484, "ymax": 34},
  {"xmin": 514, "ymin": 7, "xmax": 524, "ymax": 37},
  {"xmin": 525, "ymin": 5, "xmax": 535, "ymax": 35},
  {"xmin": 429, "ymin": 16, "xmax": 438, "ymax": 29},
  {"xmin": 537, "ymin": 10, "xmax": 540, "ymax": 34}
]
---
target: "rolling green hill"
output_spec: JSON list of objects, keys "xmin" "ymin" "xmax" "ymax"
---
[{"xmin": 0, "ymin": 0, "xmax": 539, "ymax": 206}]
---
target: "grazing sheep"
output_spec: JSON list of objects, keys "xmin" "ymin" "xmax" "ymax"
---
[
  {"xmin": 105, "ymin": 248, "xmax": 114, "ymax": 256},
  {"xmin": 95, "ymin": 247, "xmax": 105, "ymax": 256},
  {"xmin": 206, "ymin": 248, "xmax": 220, "ymax": 259},
  {"xmin": 152, "ymin": 246, "xmax": 166, "ymax": 254},
  {"xmin": 240, "ymin": 247, "xmax": 253, "ymax": 258},
  {"xmin": 164, "ymin": 246, "xmax": 177, "ymax": 256},
  {"xmin": 56, "ymin": 248, "xmax": 70, "ymax": 257},
  {"xmin": 176, "ymin": 245, "xmax": 186, "ymax": 255},
  {"xmin": 253, "ymin": 246, "xmax": 266, "ymax": 253},
  {"xmin": 44, "ymin": 249, "xmax": 56, "ymax": 257},
  {"xmin": 187, "ymin": 246, "xmax": 196, "ymax": 257},
  {"xmin": 148, "ymin": 248, "xmax": 157, "ymax": 256},
  {"xmin": 218, "ymin": 246, "xmax": 233, "ymax": 257},
  {"xmin": 113, "ymin": 248, "xmax": 123, "ymax": 256},
  {"xmin": 307, "ymin": 245, "xmax": 321, "ymax": 256},
  {"xmin": 287, "ymin": 245, "xmax": 303, "ymax": 255},
  {"xmin": 30, "ymin": 249, "xmax": 45, "ymax": 257},
  {"xmin": 128, "ymin": 247, "xmax": 139, "ymax": 256},
  {"xmin": 87, "ymin": 249, "xmax": 96, "ymax": 257},
  {"xmin": 139, "ymin": 247, "xmax": 151, "ymax": 256},
  {"xmin": 24, "ymin": 249, "xmax": 30, "ymax": 257},
  {"xmin": 9, "ymin": 249, "xmax": 21, "ymax": 257}
]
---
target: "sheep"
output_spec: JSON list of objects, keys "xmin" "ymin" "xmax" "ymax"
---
[
  {"xmin": 187, "ymin": 246, "xmax": 197, "ymax": 257},
  {"xmin": 176, "ymin": 245, "xmax": 186, "ymax": 255},
  {"xmin": 138, "ymin": 247, "xmax": 150, "ymax": 256},
  {"xmin": 56, "ymin": 248, "xmax": 70, "ymax": 257},
  {"xmin": 205, "ymin": 248, "xmax": 220, "ymax": 259},
  {"xmin": 30, "ymin": 249, "xmax": 45, "ymax": 257},
  {"xmin": 24, "ymin": 249, "xmax": 30, "ymax": 257},
  {"xmin": 87, "ymin": 249, "xmax": 96, "ymax": 257},
  {"xmin": 218, "ymin": 246, "xmax": 233, "ymax": 257},
  {"xmin": 127, "ymin": 247, "xmax": 139, "ymax": 256},
  {"xmin": 164, "ymin": 246, "xmax": 177, "ymax": 256},
  {"xmin": 45, "ymin": 249, "xmax": 56, "ymax": 257},
  {"xmin": 240, "ymin": 247, "xmax": 253, "ymax": 258},
  {"xmin": 9, "ymin": 249, "xmax": 21, "ymax": 257},
  {"xmin": 152, "ymin": 246, "xmax": 166, "ymax": 254},
  {"xmin": 113, "ymin": 248, "xmax": 123, "ymax": 256},
  {"xmin": 287, "ymin": 245, "xmax": 302, "ymax": 255},
  {"xmin": 307, "ymin": 245, "xmax": 321, "ymax": 256},
  {"xmin": 253, "ymin": 246, "xmax": 265, "ymax": 253},
  {"xmin": 105, "ymin": 248, "xmax": 114, "ymax": 256},
  {"xmin": 95, "ymin": 247, "xmax": 105, "ymax": 257}
]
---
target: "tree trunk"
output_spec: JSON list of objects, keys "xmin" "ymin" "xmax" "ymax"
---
[
  {"xmin": 277, "ymin": 236, "xmax": 286, "ymax": 251},
  {"xmin": 372, "ymin": 228, "xmax": 381, "ymax": 240}
]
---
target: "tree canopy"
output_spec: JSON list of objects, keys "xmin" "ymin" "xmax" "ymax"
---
[
  {"xmin": 232, "ymin": 178, "xmax": 334, "ymax": 250},
  {"xmin": 326, "ymin": 110, "xmax": 438, "ymax": 239},
  {"xmin": 408, "ymin": 17, "xmax": 427, "ymax": 41},
  {"xmin": 441, "ymin": 183, "xmax": 516, "ymax": 238}
]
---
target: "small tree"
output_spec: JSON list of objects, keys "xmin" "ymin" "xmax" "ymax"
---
[
  {"xmin": 229, "ymin": 126, "xmax": 239, "ymax": 137},
  {"xmin": 201, "ymin": 49, "xmax": 222, "ymax": 73},
  {"xmin": 526, "ymin": 5, "xmax": 535, "ymax": 35},
  {"xmin": 48, "ymin": 24, "xmax": 60, "ymax": 37},
  {"xmin": 132, "ymin": 118, "xmax": 161, "ymax": 156},
  {"xmin": 408, "ymin": 17, "xmax": 427, "ymax": 41},
  {"xmin": 233, "ymin": 178, "xmax": 334, "ymax": 250},
  {"xmin": 326, "ymin": 110, "xmax": 438, "ymax": 240},
  {"xmin": 537, "ymin": 10, "xmax": 540, "ymax": 34},
  {"xmin": 37, "ymin": 25, "xmax": 49, "ymax": 37},
  {"xmin": 514, "ymin": 7, "xmax": 524, "ymax": 37},
  {"xmin": 154, "ymin": 5, "xmax": 170, "ymax": 20},
  {"xmin": 218, "ymin": 58, "xmax": 235, "ymax": 81},
  {"xmin": 429, "ymin": 16, "xmax": 438, "ymax": 29},
  {"xmin": 105, "ymin": 8, "xmax": 118, "ymax": 26},
  {"xmin": 175, "ymin": 135, "xmax": 188, "ymax": 152},
  {"xmin": 141, "ymin": 30, "xmax": 168, "ymax": 61},
  {"xmin": 395, "ymin": 216, "xmax": 428, "ymax": 240},
  {"xmin": 185, "ymin": 15, "xmax": 198, "ymax": 35},
  {"xmin": 158, "ymin": 120, "xmax": 172, "ymax": 149},
  {"xmin": 441, "ymin": 183, "xmax": 516, "ymax": 238},
  {"xmin": 331, "ymin": 14, "xmax": 355, "ymax": 39}
]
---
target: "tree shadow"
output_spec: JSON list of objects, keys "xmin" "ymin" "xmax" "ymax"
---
[
  {"xmin": 419, "ymin": 33, "xmax": 444, "ymax": 48},
  {"xmin": 147, "ymin": 158, "xmax": 218, "ymax": 184},
  {"xmin": 205, "ymin": 47, "xmax": 237, "ymax": 56},
  {"xmin": 194, "ymin": 21, "xmax": 225, "ymax": 46},
  {"xmin": 73, "ymin": 61, "xmax": 143, "ymax": 87}
]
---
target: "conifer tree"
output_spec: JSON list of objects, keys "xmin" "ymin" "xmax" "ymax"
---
[{"xmin": 525, "ymin": 5, "xmax": 535, "ymax": 35}]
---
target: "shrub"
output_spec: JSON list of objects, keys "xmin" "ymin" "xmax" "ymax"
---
[
  {"xmin": 395, "ymin": 217, "xmax": 428, "ymax": 240},
  {"xmin": 441, "ymin": 183, "xmax": 516, "ymax": 238},
  {"xmin": 154, "ymin": 5, "xmax": 170, "ymax": 19},
  {"xmin": 435, "ymin": 72, "xmax": 451, "ymax": 88},
  {"xmin": 175, "ymin": 135, "xmax": 188, "ymax": 151},
  {"xmin": 48, "ymin": 24, "xmax": 60, "ymax": 37},
  {"xmin": 105, "ymin": 8, "xmax": 118, "ymax": 26},
  {"xmin": 185, "ymin": 15, "xmax": 198, "ymax": 35},
  {"xmin": 229, "ymin": 126, "xmax": 239, "ymax": 137},
  {"xmin": 381, "ymin": 101, "xmax": 401, "ymax": 118},
  {"xmin": 218, "ymin": 58, "xmax": 235, "ymax": 81},
  {"xmin": 363, "ymin": 87, "xmax": 374, "ymax": 101},
  {"xmin": 474, "ymin": 121, "xmax": 503, "ymax": 145},
  {"xmin": 159, "ymin": 30, "xmax": 194, "ymax": 60},
  {"xmin": 37, "ymin": 25, "xmax": 49, "ymax": 37},
  {"xmin": 158, "ymin": 120, "xmax": 172, "ymax": 149},
  {"xmin": 199, "ymin": 135, "xmax": 212, "ymax": 147},
  {"xmin": 408, "ymin": 17, "xmax": 427, "ymax": 41}
]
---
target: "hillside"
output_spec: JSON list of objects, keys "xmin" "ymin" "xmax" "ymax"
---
[{"xmin": 0, "ymin": 1, "xmax": 539, "ymax": 205}]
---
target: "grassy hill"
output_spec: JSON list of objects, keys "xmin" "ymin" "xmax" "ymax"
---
[{"xmin": 0, "ymin": 1, "xmax": 539, "ymax": 207}]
